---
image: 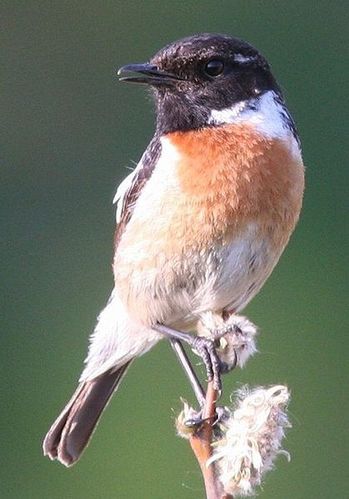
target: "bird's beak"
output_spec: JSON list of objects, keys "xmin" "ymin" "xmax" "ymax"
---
[{"xmin": 117, "ymin": 63, "xmax": 179, "ymax": 86}]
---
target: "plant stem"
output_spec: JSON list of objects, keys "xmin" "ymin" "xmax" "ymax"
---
[{"xmin": 188, "ymin": 382, "xmax": 234, "ymax": 499}]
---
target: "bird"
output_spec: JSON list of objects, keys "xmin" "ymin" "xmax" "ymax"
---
[{"xmin": 43, "ymin": 33, "xmax": 304, "ymax": 467}]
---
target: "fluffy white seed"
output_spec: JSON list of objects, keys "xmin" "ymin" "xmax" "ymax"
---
[{"xmin": 208, "ymin": 385, "xmax": 291, "ymax": 497}]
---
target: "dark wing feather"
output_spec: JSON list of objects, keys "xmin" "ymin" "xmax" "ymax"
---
[{"xmin": 114, "ymin": 136, "xmax": 161, "ymax": 247}]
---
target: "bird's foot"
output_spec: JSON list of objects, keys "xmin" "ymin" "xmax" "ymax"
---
[
  {"xmin": 190, "ymin": 335, "xmax": 222, "ymax": 392},
  {"xmin": 198, "ymin": 312, "xmax": 259, "ymax": 371},
  {"xmin": 183, "ymin": 405, "xmax": 230, "ymax": 430},
  {"xmin": 153, "ymin": 324, "xmax": 223, "ymax": 394}
]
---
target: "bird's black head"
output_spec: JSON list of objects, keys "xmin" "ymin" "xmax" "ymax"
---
[{"xmin": 118, "ymin": 33, "xmax": 281, "ymax": 134}]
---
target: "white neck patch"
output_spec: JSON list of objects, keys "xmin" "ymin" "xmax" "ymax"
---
[{"xmin": 208, "ymin": 90, "xmax": 294, "ymax": 141}]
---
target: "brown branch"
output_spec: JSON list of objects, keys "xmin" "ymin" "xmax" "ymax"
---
[{"xmin": 188, "ymin": 382, "xmax": 234, "ymax": 499}]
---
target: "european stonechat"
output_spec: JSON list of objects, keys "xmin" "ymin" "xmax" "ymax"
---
[{"xmin": 43, "ymin": 33, "xmax": 304, "ymax": 466}]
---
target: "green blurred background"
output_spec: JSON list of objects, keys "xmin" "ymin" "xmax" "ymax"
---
[{"xmin": 1, "ymin": 1, "xmax": 348, "ymax": 498}]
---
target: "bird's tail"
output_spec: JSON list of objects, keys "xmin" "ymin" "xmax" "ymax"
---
[
  {"xmin": 43, "ymin": 361, "xmax": 132, "ymax": 467},
  {"xmin": 43, "ymin": 290, "xmax": 161, "ymax": 466}
]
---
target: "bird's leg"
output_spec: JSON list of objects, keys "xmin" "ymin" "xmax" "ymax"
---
[
  {"xmin": 169, "ymin": 339, "xmax": 206, "ymax": 407},
  {"xmin": 153, "ymin": 324, "xmax": 222, "ymax": 392}
]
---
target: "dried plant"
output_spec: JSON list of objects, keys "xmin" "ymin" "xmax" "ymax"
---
[{"xmin": 174, "ymin": 315, "xmax": 291, "ymax": 498}]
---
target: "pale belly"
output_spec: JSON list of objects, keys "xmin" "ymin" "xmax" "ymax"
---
[
  {"xmin": 204, "ymin": 224, "xmax": 281, "ymax": 315},
  {"xmin": 114, "ymin": 220, "xmax": 282, "ymax": 329}
]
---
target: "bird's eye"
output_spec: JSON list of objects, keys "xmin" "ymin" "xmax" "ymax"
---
[{"xmin": 204, "ymin": 59, "xmax": 225, "ymax": 77}]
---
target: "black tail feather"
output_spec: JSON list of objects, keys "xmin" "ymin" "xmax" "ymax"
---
[{"xmin": 43, "ymin": 362, "xmax": 131, "ymax": 466}]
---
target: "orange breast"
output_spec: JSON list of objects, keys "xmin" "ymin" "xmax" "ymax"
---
[{"xmin": 167, "ymin": 123, "xmax": 304, "ymax": 250}]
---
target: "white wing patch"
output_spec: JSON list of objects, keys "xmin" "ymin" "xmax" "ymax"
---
[{"xmin": 113, "ymin": 169, "xmax": 138, "ymax": 223}]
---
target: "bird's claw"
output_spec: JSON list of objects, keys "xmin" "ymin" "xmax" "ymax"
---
[
  {"xmin": 184, "ymin": 405, "xmax": 230, "ymax": 429},
  {"xmin": 191, "ymin": 336, "xmax": 222, "ymax": 392}
]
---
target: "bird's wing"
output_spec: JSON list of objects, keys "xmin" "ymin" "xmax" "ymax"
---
[{"xmin": 113, "ymin": 136, "xmax": 161, "ymax": 246}]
